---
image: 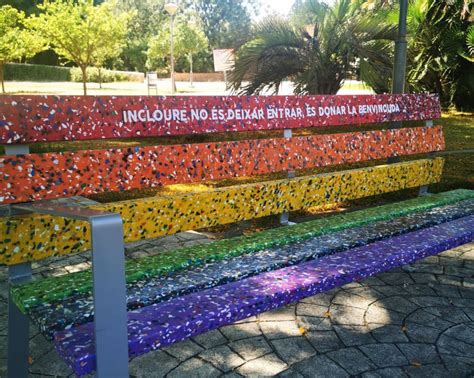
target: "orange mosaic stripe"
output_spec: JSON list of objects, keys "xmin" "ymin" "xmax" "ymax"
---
[{"xmin": 0, "ymin": 126, "xmax": 444, "ymax": 204}]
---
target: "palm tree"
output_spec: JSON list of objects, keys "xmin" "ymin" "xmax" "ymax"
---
[{"xmin": 229, "ymin": 0, "xmax": 396, "ymax": 95}]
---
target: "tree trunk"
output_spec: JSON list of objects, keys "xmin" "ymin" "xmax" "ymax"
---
[
  {"xmin": 189, "ymin": 54, "xmax": 193, "ymax": 87},
  {"xmin": 81, "ymin": 65, "xmax": 88, "ymax": 95},
  {"xmin": 98, "ymin": 67, "xmax": 102, "ymax": 89},
  {"xmin": 0, "ymin": 63, "xmax": 5, "ymax": 93}
]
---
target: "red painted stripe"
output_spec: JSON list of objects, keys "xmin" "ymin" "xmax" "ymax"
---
[
  {"xmin": 0, "ymin": 126, "xmax": 444, "ymax": 204},
  {"xmin": 0, "ymin": 94, "xmax": 440, "ymax": 143}
]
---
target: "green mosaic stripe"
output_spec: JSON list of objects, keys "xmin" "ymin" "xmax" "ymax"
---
[{"xmin": 12, "ymin": 189, "xmax": 474, "ymax": 313}]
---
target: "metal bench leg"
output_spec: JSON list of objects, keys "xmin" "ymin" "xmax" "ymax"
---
[
  {"xmin": 91, "ymin": 214, "xmax": 129, "ymax": 377},
  {"xmin": 7, "ymin": 263, "xmax": 32, "ymax": 378}
]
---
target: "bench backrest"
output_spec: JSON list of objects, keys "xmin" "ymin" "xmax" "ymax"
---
[{"xmin": 0, "ymin": 94, "xmax": 443, "ymax": 265}]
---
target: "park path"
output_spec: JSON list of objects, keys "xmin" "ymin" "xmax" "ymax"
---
[{"xmin": 0, "ymin": 232, "xmax": 473, "ymax": 377}]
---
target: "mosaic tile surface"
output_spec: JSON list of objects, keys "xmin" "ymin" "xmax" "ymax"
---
[
  {"xmin": 0, "ymin": 158, "xmax": 443, "ymax": 265},
  {"xmin": 24, "ymin": 200, "xmax": 474, "ymax": 338},
  {"xmin": 0, "ymin": 126, "xmax": 444, "ymax": 204},
  {"xmin": 0, "ymin": 94, "xmax": 440, "ymax": 143},
  {"xmin": 53, "ymin": 215, "xmax": 474, "ymax": 376},
  {"xmin": 12, "ymin": 188, "xmax": 474, "ymax": 311}
]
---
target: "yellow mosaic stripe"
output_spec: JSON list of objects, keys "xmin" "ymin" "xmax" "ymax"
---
[{"xmin": 0, "ymin": 158, "xmax": 444, "ymax": 265}]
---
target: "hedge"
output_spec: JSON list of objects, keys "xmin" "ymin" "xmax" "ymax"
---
[
  {"xmin": 70, "ymin": 67, "xmax": 144, "ymax": 83},
  {"xmin": 4, "ymin": 63, "xmax": 71, "ymax": 82}
]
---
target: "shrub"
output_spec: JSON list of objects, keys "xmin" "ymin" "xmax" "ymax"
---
[
  {"xmin": 70, "ymin": 67, "xmax": 143, "ymax": 83},
  {"xmin": 4, "ymin": 63, "xmax": 71, "ymax": 81}
]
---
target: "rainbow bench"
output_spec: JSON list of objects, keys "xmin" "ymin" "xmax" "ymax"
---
[{"xmin": 1, "ymin": 94, "xmax": 473, "ymax": 376}]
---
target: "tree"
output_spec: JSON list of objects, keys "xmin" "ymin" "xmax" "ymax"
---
[
  {"xmin": 28, "ymin": 0, "xmax": 128, "ymax": 95},
  {"xmin": 229, "ymin": 0, "xmax": 396, "ymax": 95},
  {"xmin": 91, "ymin": 2, "xmax": 129, "ymax": 88},
  {"xmin": 0, "ymin": 5, "xmax": 44, "ymax": 93},
  {"xmin": 183, "ymin": 0, "xmax": 255, "ymax": 49},
  {"xmin": 116, "ymin": 0, "xmax": 167, "ymax": 72},
  {"xmin": 147, "ymin": 19, "xmax": 208, "ymax": 84}
]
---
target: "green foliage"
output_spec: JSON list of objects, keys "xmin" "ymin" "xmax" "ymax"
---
[
  {"xmin": 27, "ymin": 0, "xmax": 129, "ymax": 94},
  {"xmin": 229, "ymin": 0, "xmax": 396, "ymax": 95},
  {"xmin": 4, "ymin": 62, "xmax": 70, "ymax": 81},
  {"xmin": 115, "ymin": 0, "xmax": 166, "ymax": 72},
  {"xmin": 147, "ymin": 18, "xmax": 208, "ymax": 73},
  {"xmin": 183, "ymin": 0, "xmax": 254, "ymax": 48},
  {"xmin": 70, "ymin": 67, "xmax": 131, "ymax": 82},
  {"xmin": 0, "ymin": 5, "xmax": 45, "ymax": 92}
]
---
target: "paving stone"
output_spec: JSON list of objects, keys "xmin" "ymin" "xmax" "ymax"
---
[
  {"xmin": 463, "ymin": 277, "xmax": 474, "ymax": 288},
  {"xmin": 371, "ymin": 285, "xmax": 410, "ymax": 297},
  {"xmin": 377, "ymin": 272, "xmax": 415, "ymax": 286},
  {"xmin": 229, "ymin": 336, "xmax": 272, "ymax": 361},
  {"xmin": 29, "ymin": 333, "xmax": 53, "ymax": 360},
  {"xmin": 259, "ymin": 320, "xmax": 301, "ymax": 339},
  {"xmin": 292, "ymin": 355, "xmax": 349, "ymax": 377},
  {"xmin": 259, "ymin": 305, "xmax": 295, "ymax": 322},
  {"xmin": 199, "ymin": 345, "xmax": 245, "ymax": 373},
  {"xmin": 402, "ymin": 284, "xmax": 437, "ymax": 296},
  {"xmin": 424, "ymin": 306, "xmax": 471, "ymax": 324},
  {"xmin": 221, "ymin": 322, "xmax": 261, "ymax": 341},
  {"xmin": 326, "ymin": 347, "xmax": 376, "ymax": 374},
  {"xmin": 396, "ymin": 343, "xmax": 440, "ymax": 364},
  {"xmin": 359, "ymin": 344, "xmax": 408, "ymax": 368},
  {"xmin": 448, "ymin": 297, "xmax": 474, "ymax": 308},
  {"xmin": 403, "ymin": 323, "xmax": 442, "ymax": 343},
  {"xmin": 407, "ymin": 296, "xmax": 451, "ymax": 307},
  {"xmin": 306, "ymin": 330, "xmax": 344, "ymax": 353},
  {"xmin": 296, "ymin": 303, "xmax": 328, "ymax": 317},
  {"xmin": 431, "ymin": 284, "xmax": 461, "ymax": 298},
  {"xmin": 192, "ymin": 329, "xmax": 227, "ymax": 349},
  {"xmin": 277, "ymin": 368, "xmax": 304, "ymax": 378},
  {"xmin": 129, "ymin": 350, "xmax": 179, "ymax": 377},
  {"xmin": 360, "ymin": 277, "xmax": 387, "ymax": 286},
  {"xmin": 333, "ymin": 325, "xmax": 377, "ymax": 346},
  {"xmin": 405, "ymin": 264, "xmax": 443, "ymax": 274},
  {"xmin": 408, "ymin": 273, "xmax": 438, "ymax": 284},
  {"xmin": 373, "ymin": 296, "xmax": 419, "ymax": 314},
  {"xmin": 403, "ymin": 364, "xmax": 451, "ymax": 378},
  {"xmin": 445, "ymin": 266, "xmax": 474, "ymax": 277},
  {"xmin": 441, "ymin": 355, "xmax": 474, "ymax": 375},
  {"xmin": 236, "ymin": 353, "xmax": 287, "ymax": 376},
  {"xmin": 28, "ymin": 349, "xmax": 71, "ymax": 376},
  {"xmin": 163, "ymin": 339, "xmax": 204, "ymax": 361},
  {"xmin": 406, "ymin": 309, "xmax": 453, "ymax": 330},
  {"xmin": 361, "ymin": 367, "xmax": 408, "ymax": 378},
  {"xmin": 438, "ymin": 275, "xmax": 463, "ymax": 286},
  {"xmin": 332, "ymin": 291, "xmax": 374, "ymax": 309},
  {"xmin": 437, "ymin": 324, "xmax": 474, "ymax": 357},
  {"xmin": 296, "ymin": 316, "xmax": 333, "ymax": 331},
  {"xmin": 365, "ymin": 305, "xmax": 405, "ymax": 325},
  {"xmin": 458, "ymin": 287, "xmax": 474, "ymax": 299},
  {"xmin": 176, "ymin": 231, "xmax": 207, "ymax": 241},
  {"xmin": 329, "ymin": 304, "xmax": 366, "ymax": 325},
  {"xmin": 439, "ymin": 256, "xmax": 464, "ymax": 266},
  {"xmin": 299, "ymin": 293, "xmax": 333, "ymax": 307},
  {"xmin": 167, "ymin": 357, "xmax": 222, "ymax": 378},
  {"xmin": 233, "ymin": 316, "xmax": 258, "ymax": 324},
  {"xmin": 371, "ymin": 325, "xmax": 409, "ymax": 343},
  {"xmin": 271, "ymin": 337, "xmax": 315, "ymax": 365}
]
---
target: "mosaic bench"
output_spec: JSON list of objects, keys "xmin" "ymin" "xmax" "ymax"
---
[{"xmin": 1, "ymin": 94, "xmax": 473, "ymax": 377}]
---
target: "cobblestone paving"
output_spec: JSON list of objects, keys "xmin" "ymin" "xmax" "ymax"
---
[{"xmin": 0, "ymin": 231, "xmax": 473, "ymax": 377}]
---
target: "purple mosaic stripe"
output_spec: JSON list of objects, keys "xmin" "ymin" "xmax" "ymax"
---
[{"xmin": 54, "ymin": 216, "xmax": 474, "ymax": 376}]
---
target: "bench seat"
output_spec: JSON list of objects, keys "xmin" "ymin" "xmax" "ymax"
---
[
  {"xmin": 54, "ymin": 215, "xmax": 474, "ymax": 375},
  {"xmin": 12, "ymin": 189, "xmax": 473, "ymax": 314},
  {"xmin": 16, "ymin": 195, "xmax": 474, "ymax": 338}
]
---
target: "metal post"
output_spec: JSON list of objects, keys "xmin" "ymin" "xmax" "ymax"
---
[
  {"xmin": 91, "ymin": 215, "xmax": 129, "ymax": 377},
  {"xmin": 388, "ymin": 0, "xmax": 409, "ymax": 165},
  {"xmin": 280, "ymin": 129, "xmax": 296, "ymax": 226},
  {"xmin": 4, "ymin": 143, "xmax": 31, "ymax": 378},
  {"xmin": 7, "ymin": 263, "xmax": 32, "ymax": 378},
  {"xmin": 170, "ymin": 14, "xmax": 176, "ymax": 94},
  {"xmin": 11, "ymin": 204, "xmax": 129, "ymax": 377}
]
